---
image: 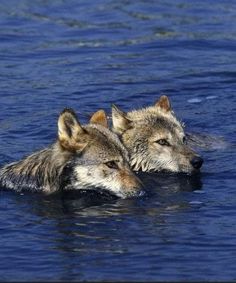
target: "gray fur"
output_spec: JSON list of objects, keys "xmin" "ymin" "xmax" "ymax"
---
[
  {"xmin": 0, "ymin": 144, "xmax": 70, "ymax": 193},
  {"xmin": 112, "ymin": 96, "xmax": 203, "ymax": 174},
  {"xmin": 0, "ymin": 109, "xmax": 142, "ymax": 198}
]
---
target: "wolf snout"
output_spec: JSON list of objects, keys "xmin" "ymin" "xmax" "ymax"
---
[
  {"xmin": 125, "ymin": 177, "xmax": 145, "ymax": 198},
  {"xmin": 190, "ymin": 156, "xmax": 204, "ymax": 169},
  {"xmin": 120, "ymin": 170, "xmax": 145, "ymax": 198}
]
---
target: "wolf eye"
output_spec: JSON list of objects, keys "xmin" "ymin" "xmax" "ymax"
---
[
  {"xmin": 105, "ymin": 161, "xmax": 119, "ymax": 169},
  {"xmin": 156, "ymin": 139, "xmax": 170, "ymax": 146},
  {"xmin": 183, "ymin": 136, "xmax": 187, "ymax": 144}
]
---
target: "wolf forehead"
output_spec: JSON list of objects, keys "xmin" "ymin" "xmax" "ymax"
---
[
  {"xmin": 84, "ymin": 123, "xmax": 129, "ymax": 160},
  {"xmin": 127, "ymin": 106, "xmax": 184, "ymax": 134}
]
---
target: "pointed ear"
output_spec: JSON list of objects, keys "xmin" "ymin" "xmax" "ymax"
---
[
  {"xmin": 111, "ymin": 104, "xmax": 132, "ymax": 135},
  {"xmin": 58, "ymin": 108, "xmax": 88, "ymax": 152},
  {"xmin": 155, "ymin": 95, "xmax": 171, "ymax": 112},
  {"xmin": 90, "ymin": 109, "xmax": 108, "ymax": 128}
]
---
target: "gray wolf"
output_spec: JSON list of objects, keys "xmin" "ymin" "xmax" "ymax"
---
[
  {"xmin": 0, "ymin": 108, "xmax": 143, "ymax": 198},
  {"xmin": 112, "ymin": 95, "xmax": 203, "ymax": 174}
]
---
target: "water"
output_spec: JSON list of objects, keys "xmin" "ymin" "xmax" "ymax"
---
[{"xmin": 0, "ymin": 0, "xmax": 236, "ymax": 281}]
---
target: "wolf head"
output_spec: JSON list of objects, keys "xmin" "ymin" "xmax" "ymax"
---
[
  {"xmin": 58, "ymin": 108, "xmax": 143, "ymax": 198},
  {"xmin": 112, "ymin": 95, "xmax": 203, "ymax": 174}
]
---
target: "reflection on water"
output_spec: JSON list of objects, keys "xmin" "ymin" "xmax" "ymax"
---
[
  {"xmin": 140, "ymin": 171, "xmax": 202, "ymax": 194},
  {"xmin": 4, "ymin": 172, "xmax": 206, "ymax": 281},
  {"xmin": 22, "ymin": 171, "xmax": 202, "ymax": 218}
]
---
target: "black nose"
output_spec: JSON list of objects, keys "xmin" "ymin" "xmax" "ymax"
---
[{"xmin": 190, "ymin": 156, "xmax": 203, "ymax": 169}]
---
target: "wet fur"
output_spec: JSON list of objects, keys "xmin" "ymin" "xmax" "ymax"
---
[
  {"xmin": 0, "ymin": 109, "xmax": 142, "ymax": 198},
  {"xmin": 0, "ymin": 144, "xmax": 70, "ymax": 193},
  {"xmin": 112, "ymin": 96, "xmax": 203, "ymax": 173}
]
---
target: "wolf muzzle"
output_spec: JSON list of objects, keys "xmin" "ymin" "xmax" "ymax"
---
[{"xmin": 120, "ymin": 170, "xmax": 145, "ymax": 198}]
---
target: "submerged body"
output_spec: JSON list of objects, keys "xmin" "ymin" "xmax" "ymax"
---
[
  {"xmin": 112, "ymin": 96, "xmax": 203, "ymax": 173},
  {"xmin": 0, "ymin": 109, "xmax": 143, "ymax": 198}
]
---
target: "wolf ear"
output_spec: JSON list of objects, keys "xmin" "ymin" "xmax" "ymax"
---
[
  {"xmin": 155, "ymin": 95, "xmax": 171, "ymax": 112},
  {"xmin": 111, "ymin": 104, "xmax": 132, "ymax": 135},
  {"xmin": 58, "ymin": 108, "xmax": 88, "ymax": 152},
  {"xmin": 90, "ymin": 109, "xmax": 108, "ymax": 128}
]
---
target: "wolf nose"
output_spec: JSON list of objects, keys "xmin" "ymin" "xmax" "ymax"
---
[{"xmin": 190, "ymin": 156, "xmax": 203, "ymax": 169}]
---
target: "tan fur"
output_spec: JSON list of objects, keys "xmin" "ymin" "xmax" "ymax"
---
[
  {"xmin": 118, "ymin": 169, "xmax": 143, "ymax": 193},
  {"xmin": 155, "ymin": 95, "xmax": 171, "ymax": 112},
  {"xmin": 90, "ymin": 109, "xmax": 108, "ymax": 128},
  {"xmin": 58, "ymin": 109, "xmax": 89, "ymax": 152},
  {"xmin": 0, "ymin": 108, "xmax": 143, "ymax": 198},
  {"xmin": 112, "ymin": 95, "xmax": 203, "ymax": 174}
]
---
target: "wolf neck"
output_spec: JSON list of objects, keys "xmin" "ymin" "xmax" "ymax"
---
[{"xmin": 0, "ymin": 142, "xmax": 71, "ymax": 194}]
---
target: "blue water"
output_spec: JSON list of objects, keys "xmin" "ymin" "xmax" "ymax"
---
[{"xmin": 0, "ymin": 0, "xmax": 236, "ymax": 281}]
